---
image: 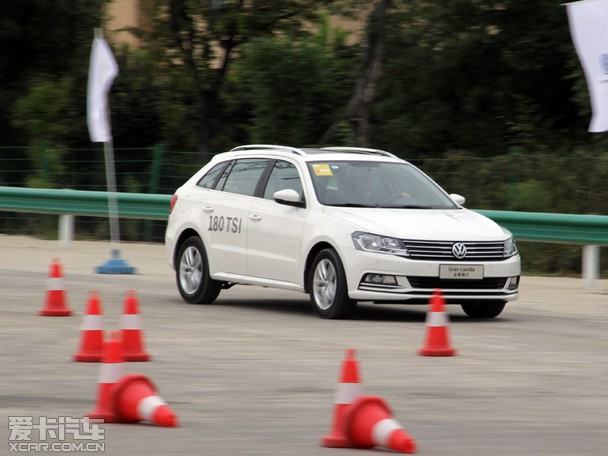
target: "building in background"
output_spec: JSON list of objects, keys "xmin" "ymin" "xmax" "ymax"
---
[
  {"xmin": 106, "ymin": 0, "xmax": 143, "ymax": 47},
  {"xmin": 106, "ymin": 0, "xmax": 365, "ymax": 48}
]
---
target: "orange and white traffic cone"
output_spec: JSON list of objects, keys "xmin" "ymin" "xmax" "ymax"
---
[
  {"xmin": 39, "ymin": 258, "xmax": 72, "ymax": 316},
  {"xmin": 87, "ymin": 332, "xmax": 124, "ymax": 422},
  {"xmin": 321, "ymin": 349, "xmax": 363, "ymax": 448},
  {"xmin": 120, "ymin": 291, "xmax": 150, "ymax": 362},
  {"xmin": 344, "ymin": 396, "xmax": 417, "ymax": 454},
  {"xmin": 111, "ymin": 374, "xmax": 178, "ymax": 427},
  {"xmin": 418, "ymin": 289, "xmax": 456, "ymax": 356},
  {"xmin": 73, "ymin": 292, "xmax": 105, "ymax": 362}
]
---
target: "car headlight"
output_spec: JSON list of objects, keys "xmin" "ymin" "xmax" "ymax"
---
[
  {"xmin": 351, "ymin": 232, "xmax": 409, "ymax": 256},
  {"xmin": 503, "ymin": 236, "xmax": 518, "ymax": 257}
]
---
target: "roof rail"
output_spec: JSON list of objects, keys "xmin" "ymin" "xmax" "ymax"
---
[
  {"xmin": 230, "ymin": 144, "xmax": 305, "ymax": 156},
  {"xmin": 320, "ymin": 146, "xmax": 397, "ymax": 158}
]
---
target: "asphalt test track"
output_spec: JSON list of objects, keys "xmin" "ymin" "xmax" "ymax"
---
[{"xmin": 1, "ymin": 235, "xmax": 607, "ymax": 455}]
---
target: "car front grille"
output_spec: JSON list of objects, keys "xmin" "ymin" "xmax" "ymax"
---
[
  {"xmin": 402, "ymin": 240, "xmax": 505, "ymax": 261},
  {"xmin": 407, "ymin": 276, "xmax": 507, "ymax": 290}
]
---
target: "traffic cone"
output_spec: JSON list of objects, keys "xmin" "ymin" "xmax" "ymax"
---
[
  {"xmin": 418, "ymin": 289, "xmax": 456, "ymax": 356},
  {"xmin": 120, "ymin": 291, "xmax": 150, "ymax": 362},
  {"xmin": 344, "ymin": 396, "xmax": 417, "ymax": 454},
  {"xmin": 111, "ymin": 374, "xmax": 178, "ymax": 427},
  {"xmin": 73, "ymin": 292, "xmax": 105, "ymax": 362},
  {"xmin": 321, "ymin": 349, "xmax": 363, "ymax": 447},
  {"xmin": 39, "ymin": 258, "xmax": 72, "ymax": 316},
  {"xmin": 87, "ymin": 332, "xmax": 124, "ymax": 422}
]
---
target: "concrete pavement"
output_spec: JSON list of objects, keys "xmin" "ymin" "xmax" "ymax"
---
[{"xmin": 0, "ymin": 235, "xmax": 606, "ymax": 455}]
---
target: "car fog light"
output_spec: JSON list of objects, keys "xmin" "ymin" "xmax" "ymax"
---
[
  {"xmin": 395, "ymin": 276, "xmax": 409, "ymax": 287},
  {"xmin": 363, "ymin": 274, "xmax": 398, "ymax": 286},
  {"xmin": 506, "ymin": 276, "xmax": 520, "ymax": 290}
]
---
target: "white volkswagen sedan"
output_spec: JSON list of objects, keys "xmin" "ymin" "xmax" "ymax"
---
[{"xmin": 165, "ymin": 145, "xmax": 520, "ymax": 319}]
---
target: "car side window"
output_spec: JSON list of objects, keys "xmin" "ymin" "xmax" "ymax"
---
[
  {"xmin": 263, "ymin": 160, "xmax": 303, "ymax": 200},
  {"xmin": 221, "ymin": 159, "xmax": 270, "ymax": 196},
  {"xmin": 197, "ymin": 162, "xmax": 228, "ymax": 189},
  {"xmin": 215, "ymin": 161, "xmax": 234, "ymax": 191}
]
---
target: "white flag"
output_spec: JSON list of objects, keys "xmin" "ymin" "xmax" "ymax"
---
[
  {"xmin": 87, "ymin": 31, "xmax": 118, "ymax": 142},
  {"xmin": 567, "ymin": 0, "xmax": 608, "ymax": 132}
]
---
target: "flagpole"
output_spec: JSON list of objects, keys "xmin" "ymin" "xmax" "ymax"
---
[
  {"xmin": 88, "ymin": 28, "xmax": 135, "ymax": 274},
  {"xmin": 102, "ymin": 139, "xmax": 120, "ymax": 245}
]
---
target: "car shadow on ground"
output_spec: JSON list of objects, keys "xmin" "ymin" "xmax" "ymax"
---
[
  {"xmin": 214, "ymin": 298, "xmax": 509, "ymax": 323},
  {"xmin": 217, "ymin": 298, "xmax": 314, "ymax": 317}
]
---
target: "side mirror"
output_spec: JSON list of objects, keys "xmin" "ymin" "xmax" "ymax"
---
[
  {"xmin": 273, "ymin": 189, "xmax": 305, "ymax": 208},
  {"xmin": 449, "ymin": 193, "xmax": 466, "ymax": 206}
]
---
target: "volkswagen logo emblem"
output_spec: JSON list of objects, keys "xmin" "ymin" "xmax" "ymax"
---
[
  {"xmin": 452, "ymin": 243, "xmax": 467, "ymax": 259},
  {"xmin": 601, "ymin": 54, "xmax": 608, "ymax": 75}
]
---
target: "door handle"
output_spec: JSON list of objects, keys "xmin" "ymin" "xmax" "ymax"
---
[
  {"xmin": 203, "ymin": 206, "xmax": 215, "ymax": 213},
  {"xmin": 249, "ymin": 214, "xmax": 262, "ymax": 221}
]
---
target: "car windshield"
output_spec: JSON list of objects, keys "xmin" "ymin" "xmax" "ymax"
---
[{"xmin": 307, "ymin": 161, "xmax": 458, "ymax": 209}]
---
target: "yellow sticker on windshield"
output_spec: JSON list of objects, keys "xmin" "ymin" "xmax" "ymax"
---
[{"xmin": 312, "ymin": 163, "xmax": 333, "ymax": 176}]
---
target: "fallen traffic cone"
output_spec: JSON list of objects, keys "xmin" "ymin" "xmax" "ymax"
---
[
  {"xmin": 73, "ymin": 292, "xmax": 105, "ymax": 362},
  {"xmin": 321, "ymin": 349, "xmax": 363, "ymax": 447},
  {"xmin": 111, "ymin": 374, "xmax": 178, "ymax": 427},
  {"xmin": 120, "ymin": 291, "xmax": 150, "ymax": 362},
  {"xmin": 39, "ymin": 258, "xmax": 72, "ymax": 316},
  {"xmin": 87, "ymin": 332, "xmax": 124, "ymax": 422},
  {"xmin": 418, "ymin": 289, "xmax": 456, "ymax": 357},
  {"xmin": 344, "ymin": 396, "xmax": 417, "ymax": 454}
]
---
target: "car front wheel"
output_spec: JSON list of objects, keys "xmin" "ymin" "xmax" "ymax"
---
[
  {"xmin": 461, "ymin": 300, "xmax": 506, "ymax": 319},
  {"xmin": 309, "ymin": 248, "xmax": 356, "ymax": 319},
  {"xmin": 176, "ymin": 236, "xmax": 222, "ymax": 304}
]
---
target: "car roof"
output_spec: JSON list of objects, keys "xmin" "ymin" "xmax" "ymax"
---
[{"xmin": 209, "ymin": 145, "xmax": 406, "ymax": 164}]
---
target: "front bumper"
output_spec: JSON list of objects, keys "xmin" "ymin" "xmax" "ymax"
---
[{"xmin": 345, "ymin": 250, "xmax": 521, "ymax": 303}]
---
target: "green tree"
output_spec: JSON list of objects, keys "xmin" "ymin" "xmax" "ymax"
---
[
  {"xmin": 319, "ymin": 0, "xmax": 391, "ymax": 146},
  {"xmin": 111, "ymin": 48, "xmax": 163, "ymax": 148},
  {"xmin": 0, "ymin": 0, "xmax": 107, "ymax": 193},
  {"xmin": 0, "ymin": 0, "xmax": 106, "ymax": 144},
  {"xmin": 233, "ymin": 17, "xmax": 354, "ymax": 145},
  {"xmin": 370, "ymin": 0, "xmax": 592, "ymax": 158},
  {"xmin": 11, "ymin": 79, "xmax": 73, "ymax": 188},
  {"xmin": 140, "ymin": 0, "xmax": 332, "ymax": 152}
]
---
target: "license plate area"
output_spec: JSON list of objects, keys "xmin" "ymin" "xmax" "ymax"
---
[{"xmin": 439, "ymin": 264, "xmax": 484, "ymax": 280}]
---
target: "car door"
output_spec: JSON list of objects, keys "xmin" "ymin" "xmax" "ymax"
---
[
  {"xmin": 195, "ymin": 158, "xmax": 270, "ymax": 276},
  {"xmin": 247, "ymin": 159, "xmax": 307, "ymax": 285}
]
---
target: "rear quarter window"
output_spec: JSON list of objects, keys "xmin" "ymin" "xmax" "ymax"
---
[
  {"xmin": 197, "ymin": 162, "xmax": 229, "ymax": 189},
  {"xmin": 221, "ymin": 159, "xmax": 270, "ymax": 196}
]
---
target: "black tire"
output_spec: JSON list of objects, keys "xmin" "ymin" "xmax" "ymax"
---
[
  {"xmin": 308, "ymin": 248, "xmax": 357, "ymax": 319},
  {"xmin": 176, "ymin": 236, "xmax": 222, "ymax": 304},
  {"xmin": 461, "ymin": 300, "xmax": 506, "ymax": 319}
]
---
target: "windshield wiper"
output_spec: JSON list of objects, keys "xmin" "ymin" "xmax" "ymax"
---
[
  {"xmin": 329, "ymin": 203, "xmax": 379, "ymax": 208},
  {"xmin": 329, "ymin": 203, "xmax": 440, "ymax": 209},
  {"xmin": 381, "ymin": 205, "xmax": 434, "ymax": 209}
]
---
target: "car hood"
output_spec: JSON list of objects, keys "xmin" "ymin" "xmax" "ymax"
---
[{"xmin": 323, "ymin": 207, "xmax": 508, "ymax": 241}]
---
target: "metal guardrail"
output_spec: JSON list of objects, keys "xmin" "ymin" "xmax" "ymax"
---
[
  {"xmin": 478, "ymin": 210, "xmax": 608, "ymax": 245},
  {"xmin": 0, "ymin": 186, "xmax": 605, "ymax": 285},
  {"xmin": 0, "ymin": 186, "xmax": 170, "ymax": 220},
  {"xmin": 1, "ymin": 186, "xmax": 606, "ymax": 243}
]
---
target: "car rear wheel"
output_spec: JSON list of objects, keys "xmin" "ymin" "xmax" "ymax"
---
[
  {"xmin": 309, "ymin": 248, "xmax": 356, "ymax": 319},
  {"xmin": 176, "ymin": 236, "xmax": 222, "ymax": 304},
  {"xmin": 461, "ymin": 300, "xmax": 506, "ymax": 319}
]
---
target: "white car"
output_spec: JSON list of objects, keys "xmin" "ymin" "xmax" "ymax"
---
[{"xmin": 165, "ymin": 145, "xmax": 520, "ymax": 319}]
